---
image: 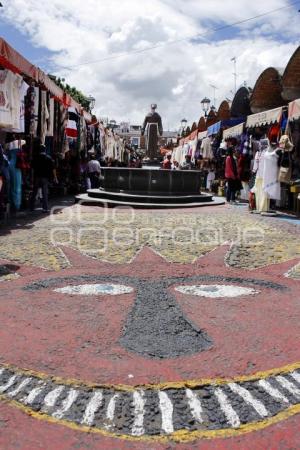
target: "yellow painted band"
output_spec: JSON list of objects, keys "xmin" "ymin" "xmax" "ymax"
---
[
  {"xmin": 1, "ymin": 393, "xmax": 300, "ymax": 443},
  {"xmin": 1, "ymin": 360, "xmax": 300, "ymax": 392}
]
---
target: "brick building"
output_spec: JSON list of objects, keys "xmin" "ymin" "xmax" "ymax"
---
[{"xmin": 250, "ymin": 67, "xmax": 285, "ymax": 113}]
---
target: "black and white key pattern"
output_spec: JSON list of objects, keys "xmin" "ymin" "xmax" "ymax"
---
[{"xmin": 1, "ymin": 365, "xmax": 300, "ymax": 437}]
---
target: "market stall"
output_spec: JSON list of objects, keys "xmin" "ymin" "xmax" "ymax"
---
[
  {"xmin": 287, "ymin": 99, "xmax": 300, "ymax": 215},
  {"xmin": 0, "ymin": 38, "xmax": 95, "ymax": 215}
]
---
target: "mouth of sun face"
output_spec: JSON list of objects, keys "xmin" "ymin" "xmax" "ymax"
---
[{"xmin": 0, "ymin": 245, "xmax": 299, "ymax": 442}]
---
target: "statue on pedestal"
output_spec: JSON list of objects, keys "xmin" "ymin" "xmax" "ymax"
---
[{"xmin": 141, "ymin": 104, "xmax": 163, "ymax": 160}]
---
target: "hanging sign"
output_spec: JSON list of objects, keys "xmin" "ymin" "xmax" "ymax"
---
[
  {"xmin": 223, "ymin": 122, "xmax": 245, "ymax": 139},
  {"xmin": 246, "ymin": 107, "xmax": 282, "ymax": 128}
]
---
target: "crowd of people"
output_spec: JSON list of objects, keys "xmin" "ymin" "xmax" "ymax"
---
[{"xmin": 162, "ymin": 153, "xmax": 192, "ymax": 170}]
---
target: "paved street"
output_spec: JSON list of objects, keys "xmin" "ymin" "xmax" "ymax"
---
[{"xmin": 0, "ymin": 202, "xmax": 300, "ymax": 449}]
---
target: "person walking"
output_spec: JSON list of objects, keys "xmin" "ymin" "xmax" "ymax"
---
[
  {"xmin": 87, "ymin": 153, "xmax": 101, "ymax": 188},
  {"xmin": 225, "ymin": 147, "xmax": 241, "ymax": 204},
  {"xmin": 30, "ymin": 144, "xmax": 57, "ymax": 212}
]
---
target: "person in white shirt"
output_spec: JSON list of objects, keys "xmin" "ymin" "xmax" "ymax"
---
[{"xmin": 87, "ymin": 154, "xmax": 101, "ymax": 189}]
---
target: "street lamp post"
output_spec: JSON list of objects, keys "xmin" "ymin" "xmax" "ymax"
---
[
  {"xmin": 180, "ymin": 118, "xmax": 188, "ymax": 136},
  {"xmin": 201, "ymin": 97, "xmax": 211, "ymax": 118},
  {"xmin": 231, "ymin": 57, "xmax": 237, "ymax": 95},
  {"xmin": 87, "ymin": 95, "xmax": 96, "ymax": 112},
  {"xmin": 109, "ymin": 119, "xmax": 117, "ymax": 130}
]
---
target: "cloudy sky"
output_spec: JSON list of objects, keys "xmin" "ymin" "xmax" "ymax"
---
[{"xmin": 1, "ymin": 0, "xmax": 300, "ymax": 129}]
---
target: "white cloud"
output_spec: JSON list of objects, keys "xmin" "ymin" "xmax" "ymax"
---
[{"xmin": 1, "ymin": 0, "xmax": 300, "ymax": 129}]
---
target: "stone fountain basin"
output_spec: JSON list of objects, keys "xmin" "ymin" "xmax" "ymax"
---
[{"xmin": 99, "ymin": 167, "xmax": 203, "ymax": 196}]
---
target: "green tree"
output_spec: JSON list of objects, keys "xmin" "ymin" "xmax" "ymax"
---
[{"xmin": 49, "ymin": 75, "xmax": 91, "ymax": 110}]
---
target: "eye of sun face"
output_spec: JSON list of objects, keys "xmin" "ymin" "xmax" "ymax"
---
[
  {"xmin": 54, "ymin": 284, "xmax": 134, "ymax": 295},
  {"xmin": 175, "ymin": 284, "xmax": 259, "ymax": 298}
]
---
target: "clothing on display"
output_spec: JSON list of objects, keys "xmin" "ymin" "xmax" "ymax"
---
[
  {"xmin": 201, "ymin": 137, "xmax": 213, "ymax": 159},
  {"xmin": 40, "ymin": 90, "xmax": 50, "ymax": 145},
  {"xmin": 29, "ymin": 86, "xmax": 39, "ymax": 136},
  {"xmin": 19, "ymin": 79, "xmax": 29, "ymax": 133},
  {"xmin": 251, "ymin": 140, "xmax": 269, "ymax": 212},
  {"xmin": 6, "ymin": 140, "xmax": 24, "ymax": 210},
  {"xmin": 47, "ymin": 97, "xmax": 54, "ymax": 137},
  {"xmin": 0, "ymin": 70, "xmax": 12, "ymax": 128},
  {"xmin": 0, "ymin": 69, "xmax": 22, "ymax": 129},
  {"xmin": 206, "ymin": 170, "xmax": 215, "ymax": 190},
  {"xmin": 262, "ymin": 148, "xmax": 281, "ymax": 200},
  {"xmin": 66, "ymin": 107, "xmax": 79, "ymax": 139},
  {"xmin": 254, "ymin": 177, "xmax": 270, "ymax": 212}
]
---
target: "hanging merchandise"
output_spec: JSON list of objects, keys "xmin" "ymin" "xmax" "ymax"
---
[
  {"xmin": 66, "ymin": 107, "xmax": 79, "ymax": 138},
  {"xmin": 6, "ymin": 139, "xmax": 25, "ymax": 211},
  {"xmin": 0, "ymin": 69, "xmax": 16, "ymax": 128},
  {"xmin": 79, "ymin": 114, "xmax": 87, "ymax": 155},
  {"xmin": 267, "ymin": 123, "xmax": 281, "ymax": 144},
  {"xmin": 0, "ymin": 144, "xmax": 10, "ymax": 213},
  {"xmin": 278, "ymin": 153, "xmax": 292, "ymax": 183},
  {"xmin": 201, "ymin": 136, "xmax": 213, "ymax": 159},
  {"xmin": 10, "ymin": 73, "xmax": 23, "ymax": 131},
  {"xmin": 19, "ymin": 79, "xmax": 29, "ymax": 133},
  {"xmin": 28, "ymin": 86, "xmax": 39, "ymax": 136},
  {"xmin": 262, "ymin": 146, "xmax": 281, "ymax": 201},
  {"xmin": 40, "ymin": 90, "xmax": 50, "ymax": 145},
  {"xmin": 251, "ymin": 139, "xmax": 270, "ymax": 213},
  {"xmin": 60, "ymin": 103, "xmax": 69, "ymax": 158},
  {"xmin": 278, "ymin": 134, "xmax": 294, "ymax": 183},
  {"xmin": 47, "ymin": 97, "xmax": 54, "ymax": 137}
]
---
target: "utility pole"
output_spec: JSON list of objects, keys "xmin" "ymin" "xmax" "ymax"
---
[
  {"xmin": 231, "ymin": 57, "xmax": 237, "ymax": 95},
  {"xmin": 209, "ymin": 84, "xmax": 218, "ymax": 108}
]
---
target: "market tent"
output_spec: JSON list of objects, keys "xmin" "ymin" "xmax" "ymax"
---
[
  {"xmin": 82, "ymin": 109, "xmax": 92, "ymax": 123},
  {"xmin": 184, "ymin": 129, "xmax": 198, "ymax": 143},
  {"xmin": 0, "ymin": 37, "xmax": 38, "ymax": 81},
  {"xmin": 288, "ymin": 99, "xmax": 300, "ymax": 121},
  {"xmin": 207, "ymin": 118, "xmax": 244, "ymax": 136},
  {"xmin": 37, "ymin": 68, "xmax": 64, "ymax": 102},
  {"xmin": 223, "ymin": 122, "xmax": 245, "ymax": 139},
  {"xmin": 246, "ymin": 106, "xmax": 282, "ymax": 128},
  {"xmin": 0, "ymin": 38, "xmax": 88, "ymax": 110},
  {"xmin": 179, "ymin": 129, "xmax": 198, "ymax": 145},
  {"xmin": 198, "ymin": 130, "xmax": 207, "ymax": 139}
]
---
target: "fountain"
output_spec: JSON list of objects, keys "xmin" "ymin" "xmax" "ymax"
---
[
  {"xmin": 76, "ymin": 167, "xmax": 224, "ymax": 208},
  {"xmin": 76, "ymin": 104, "xmax": 224, "ymax": 208}
]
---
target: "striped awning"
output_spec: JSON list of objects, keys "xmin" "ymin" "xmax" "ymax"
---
[
  {"xmin": 223, "ymin": 122, "xmax": 245, "ymax": 139},
  {"xmin": 288, "ymin": 99, "xmax": 300, "ymax": 121},
  {"xmin": 246, "ymin": 107, "xmax": 282, "ymax": 128},
  {"xmin": 198, "ymin": 130, "xmax": 207, "ymax": 139}
]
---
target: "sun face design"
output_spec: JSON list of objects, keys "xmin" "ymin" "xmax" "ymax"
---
[{"xmin": 0, "ymin": 245, "xmax": 300, "ymax": 443}]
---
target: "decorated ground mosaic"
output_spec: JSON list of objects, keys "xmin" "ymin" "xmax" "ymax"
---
[
  {"xmin": 0, "ymin": 204, "xmax": 300, "ymax": 447},
  {"xmin": 1, "ymin": 363, "xmax": 300, "ymax": 441},
  {"xmin": 1, "ymin": 206, "xmax": 300, "ymax": 273}
]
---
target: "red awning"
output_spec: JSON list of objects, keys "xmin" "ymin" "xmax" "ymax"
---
[
  {"xmin": 0, "ymin": 37, "xmax": 38, "ymax": 81},
  {"xmin": 0, "ymin": 37, "xmax": 91, "ymax": 118},
  {"xmin": 181, "ymin": 129, "xmax": 198, "ymax": 144},
  {"xmin": 82, "ymin": 109, "xmax": 92, "ymax": 123},
  {"xmin": 37, "ymin": 68, "xmax": 64, "ymax": 101},
  {"xmin": 289, "ymin": 99, "xmax": 300, "ymax": 121}
]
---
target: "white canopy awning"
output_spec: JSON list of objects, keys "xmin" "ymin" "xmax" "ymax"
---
[
  {"xmin": 246, "ymin": 106, "xmax": 282, "ymax": 128},
  {"xmin": 198, "ymin": 130, "xmax": 207, "ymax": 140},
  {"xmin": 288, "ymin": 99, "xmax": 300, "ymax": 121},
  {"xmin": 223, "ymin": 122, "xmax": 245, "ymax": 139}
]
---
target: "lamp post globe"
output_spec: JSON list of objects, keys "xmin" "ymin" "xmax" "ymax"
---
[
  {"xmin": 201, "ymin": 97, "xmax": 211, "ymax": 118},
  {"xmin": 87, "ymin": 95, "xmax": 96, "ymax": 111},
  {"xmin": 181, "ymin": 118, "xmax": 187, "ymax": 127},
  {"xmin": 180, "ymin": 118, "xmax": 188, "ymax": 137},
  {"xmin": 109, "ymin": 119, "xmax": 117, "ymax": 130}
]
